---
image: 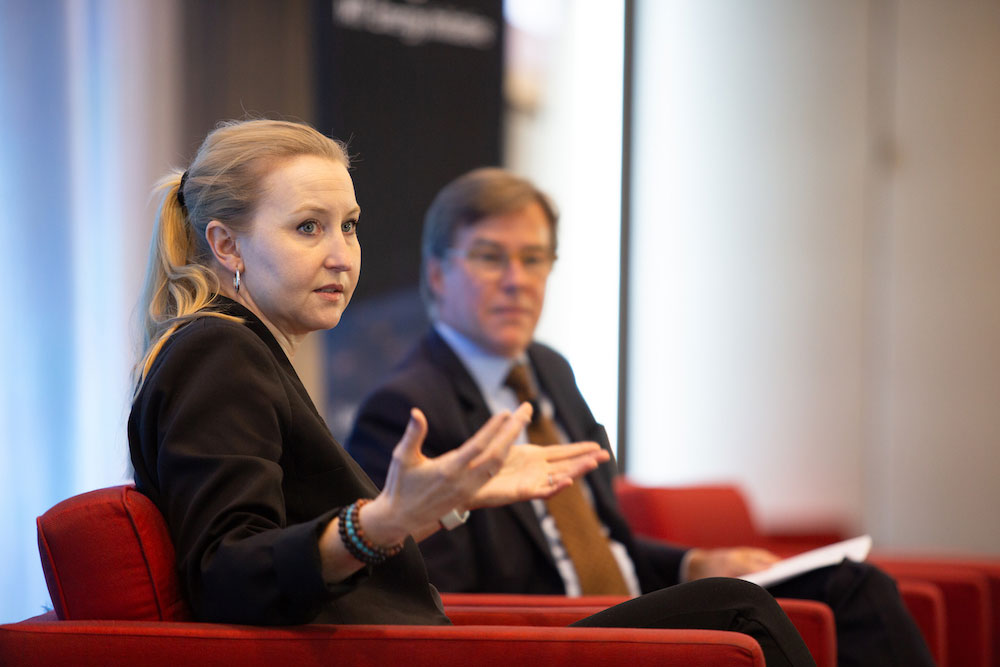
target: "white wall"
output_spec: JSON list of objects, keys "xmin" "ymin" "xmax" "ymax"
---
[
  {"xmin": 628, "ymin": 0, "xmax": 871, "ymax": 530},
  {"xmin": 0, "ymin": 0, "xmax": 182, "ymax": 624},
  {"xmin": 628, "ymin": 0, "xmax": 1000, "ymax": 554},
  {"xmin": 870, "ymin": 0, "xmax": 1000, "ymax": 553},
  {"xmin": 504, "ymin": 0, "xmax": 625, "ymax": 454}
]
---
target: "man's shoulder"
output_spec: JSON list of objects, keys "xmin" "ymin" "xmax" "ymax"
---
[
  {"xmin": 346, "ymin": 332, "xmax": 475, "ymax": 470},
  {"xmin": 527, "ymin": 340, "xmax": 576, "ymax": 380},
  {"xmin": 357, "ymin": 333, "xmax": 458, "ymax": 408},
  {"xmin": 386, "ymin": 335, "xmax": 452, "ymax": 386}
]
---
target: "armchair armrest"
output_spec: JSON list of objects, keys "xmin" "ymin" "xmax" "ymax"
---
[
  {"xmin": 897, "ymin": 579, "xmax": 948, "ymax": 667},
  {"xmin": 873, "ymin": 557, "xmax": 996, "ymax": 667},
  {"xmin": 0, "ymin": 616, "xmax": 766, "ymax": 667},
  {"xmin": 441, "ymin": 592, "xmax": 836, "ymax": 667}
]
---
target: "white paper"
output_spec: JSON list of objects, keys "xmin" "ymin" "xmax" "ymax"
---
[{"xmin": 740, "ymin": 535, "xmax": 873, "ymax": 588}]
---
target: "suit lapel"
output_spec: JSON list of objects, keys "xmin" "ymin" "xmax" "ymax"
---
[
  {"xmin": 425, "ymin": 331, "xmax": 557, "ymax": 565},
  {"xmin": 424, "ymin": 331, "xmax": 492, "ymax": 426}
]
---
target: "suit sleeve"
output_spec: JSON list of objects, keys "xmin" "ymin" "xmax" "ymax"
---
[
  {"xmin": 134, "ymin": 322, "xmax": 339, "ymax": 625},
  {"xmin": 347, "ymin": 380, "xmax": 488, "ymax": 593},
  {"xmin": 344, "ymin": 386, "xmax": 416, "ymax": 489}
]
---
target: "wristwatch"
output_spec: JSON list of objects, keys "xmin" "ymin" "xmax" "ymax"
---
[{"xmin": 439, "ymin": 508, "xmax": 470, "ymax": 530}]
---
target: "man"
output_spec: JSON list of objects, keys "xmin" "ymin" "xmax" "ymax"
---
[{"xmin": 346, "ymin": 168, "xmax": 932, "ymax": 665}]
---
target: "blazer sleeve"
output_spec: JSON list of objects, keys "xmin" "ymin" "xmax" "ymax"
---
[{"xmin": 132, "ymin": 321, "xmax": 339, "ymax": 625}]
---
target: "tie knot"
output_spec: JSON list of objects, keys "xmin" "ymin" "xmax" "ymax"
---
[{"xmin": 504, "ymin": 362, "xmax": 537, "ymax": 404}]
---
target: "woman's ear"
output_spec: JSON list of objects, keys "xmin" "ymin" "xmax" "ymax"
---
[{"xmin": 205, "ymin": 220, "xmax": 242, "ymax": 273}]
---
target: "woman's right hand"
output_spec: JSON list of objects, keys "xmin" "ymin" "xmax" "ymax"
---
[{"xmin": 358, "ymin": 404, "xmax": 534, "ymax": 547}]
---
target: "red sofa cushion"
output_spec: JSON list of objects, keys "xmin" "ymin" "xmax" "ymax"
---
[
  {"xmin": 37, "ymin": 485, "xmax": 190, "ymax": 622},
  {"xmin": 0, "ymin": 617, "xmax": 767, "ymax": 667}
]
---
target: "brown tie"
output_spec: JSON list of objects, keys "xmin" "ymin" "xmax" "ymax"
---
[{"xmin": 504, "ymin": 363, "xmax": 630, "ymax": 595}]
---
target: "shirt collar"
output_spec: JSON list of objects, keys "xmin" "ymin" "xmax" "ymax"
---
[{"xmin": 434, "ymin": 321, "xmax": 527, "ymax": 397}]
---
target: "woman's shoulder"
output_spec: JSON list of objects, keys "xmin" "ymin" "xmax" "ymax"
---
[
  {"xmin": 149, "ymin": 313, "xmax": 278, "ymax": 382},
  {"xmin": 170, "ymin": 312, "xmax": 265, "ymax": 350}
]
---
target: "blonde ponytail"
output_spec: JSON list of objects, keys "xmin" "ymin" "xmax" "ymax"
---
[{"xmin": 133, "ymin": 174, "xmax": 238, "ymax": 390}]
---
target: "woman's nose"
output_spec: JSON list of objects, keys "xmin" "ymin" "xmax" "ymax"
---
[{"xmin": 324, "ymin": 232, "xmax": 356, "ymax": 270}]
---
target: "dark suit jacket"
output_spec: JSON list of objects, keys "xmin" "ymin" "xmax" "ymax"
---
[
  {"xmin": 347, "ymin": 329, "xmax": 688, "ymax": 595},
  {"xmin": 128, "ymin": 298, "xmax": 448, "ymax": 626}
]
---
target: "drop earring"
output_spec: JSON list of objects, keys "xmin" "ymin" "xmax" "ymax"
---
[{"xmin": 234, "ymin": 268, "xmax": 241, "ymax": 293}]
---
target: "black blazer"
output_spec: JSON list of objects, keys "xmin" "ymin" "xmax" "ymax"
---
[
  {"xmin": 347, "ymin": 329, "xmax": 687, "ymax": 595},
  {"xmin": 128, "ymin": 298, "xmax": 448, "ymax": 626}
]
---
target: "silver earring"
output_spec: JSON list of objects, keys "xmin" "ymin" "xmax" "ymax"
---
[{"xmin": 233, "ymin": 268, "xmax": 241, "ymax": 293}]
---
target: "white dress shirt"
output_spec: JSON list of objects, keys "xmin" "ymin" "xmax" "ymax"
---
[{"xmin": 434, "ymin": 322, "xmax": 642, "ymax": 597}]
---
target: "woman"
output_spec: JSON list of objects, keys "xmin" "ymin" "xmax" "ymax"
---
[{"xmin": 128, "ymin": 119, "xmax": 814, "ymax": 665}]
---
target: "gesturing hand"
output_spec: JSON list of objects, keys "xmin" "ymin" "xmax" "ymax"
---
[
  {"xmin": 366, "ymin": 404, "xmax": 533, "ymax": 543},
  {"xmin": 362, "ymin": 402, "xmax": 609, "ymax": 546},
  {"xmin": 469, "ymin": 441, "xmax": 609, "ymax": 508}
]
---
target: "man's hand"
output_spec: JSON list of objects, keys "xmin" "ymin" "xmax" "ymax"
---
[{"xmin": 684, "ymin": 547, "xmax": 781, "ymax": 581}]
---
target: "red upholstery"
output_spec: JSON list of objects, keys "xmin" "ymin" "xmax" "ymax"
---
[
  {"xmin": 0, "ymin": 485, "xmax": 785, "ymax": 666},
  {"xmin": 872, "ymin": 561, "xmax": 992, "ymax": 667},
  {"xmin": 898, "ymin": 579, "xmax": 949, "ymax": 667},
  {"xmin": 448, "ymin": 605, "xmax": 604, "ymax": 626},
  {"xmin": 876, "ymin": 556, "xmax": 1000, "ymax": 667},
  {"xmin": 774, "ymin": 599, "xmax": 836, "ymax": 667},
  {"xmin": 441, "ymin": 593, "xmax": 837, "ymax": 667},
  {"xmin": 615, "ymin": 478, "xmax": 1000, "ymax": 667},
  {"xmin": 442, "ymin": 593, "xmax": 627, "ymax": 608},
  {"xmin": 614, "ymin": 479, "xmax": 842, "ymax": 554},
  {"xmin": 37, "ymin": 485, "xmax": 190, "ymax": 621},
  {"xmin": 615, "ymin": 481, "xmax": 760, "ymax": 548},
  {"xmin": 0, "ymin": 614, "xmax": 766, "ymax": 667}
]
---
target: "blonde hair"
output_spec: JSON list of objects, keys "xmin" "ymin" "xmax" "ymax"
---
[{"xmin": 134, "ymin": 119, "xmax": 349, "ymax": 390}]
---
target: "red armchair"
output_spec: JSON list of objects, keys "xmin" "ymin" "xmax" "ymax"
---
[
  {"xmin": 441, "ymin": 593, "xmax": 837, "ymax": 667},
  {"xmin": 615, "ymin": 478, "xmax": 999, "ymax": 667},
  {"xmin": 0, "ymin": 485, "xmax": 781, "ymax": 667},
  {"xmin": 614, "ymin": 480, "xmax": 843, "ymax": 556}
]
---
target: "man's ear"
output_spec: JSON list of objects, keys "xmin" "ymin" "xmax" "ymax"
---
[
  {"xmin": 426, "ymin": 257, "xmax": 445, "ymax": 301},
  {"xmin": 205, "ymin": 220, "xmax": 242, "ymax": 273}
]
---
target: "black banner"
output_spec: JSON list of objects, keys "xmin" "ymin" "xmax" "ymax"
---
[
  {"xmin": 314, "ymin": 0, "xmax": 503, "ymax": 296},
  {"xmin": 313, "ymin": 0, "xmax": 504, "ymax": 438}
]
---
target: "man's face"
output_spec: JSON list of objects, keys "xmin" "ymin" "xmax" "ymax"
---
[{"xmin": 429, "ymin": 201, "xmax": 554, "ymax": 358}]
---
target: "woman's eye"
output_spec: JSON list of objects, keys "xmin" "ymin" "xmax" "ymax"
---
[
  {"xmin": 298, "ymin": 220, "xmax": 319, "ymax": 234},
  {"xmin": 341, "ymin": 220, "xmax": 358, "ymax": 234}
]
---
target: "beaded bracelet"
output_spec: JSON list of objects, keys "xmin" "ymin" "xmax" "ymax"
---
[{"xmin": 337, "ymin": 499, "xmax": 403, "ymax": 566}]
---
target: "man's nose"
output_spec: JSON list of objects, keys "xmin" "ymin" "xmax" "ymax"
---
[{"xmin": 499, "ymin": 255, "xmax": 533, "ymax": 286}]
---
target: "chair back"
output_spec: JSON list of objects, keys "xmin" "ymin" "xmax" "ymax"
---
[
  {"xmin": 37, "ymin": 484, "xmax": 191, "ymax": 621},
  {"xmin": 614, "ymin": 479, "xmax": 758, "ymax": 547}
]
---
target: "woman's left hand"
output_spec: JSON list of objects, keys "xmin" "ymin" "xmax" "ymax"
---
[{"xmin": 467, "ymin": 441, "xmax": 610, "ymax": 509}]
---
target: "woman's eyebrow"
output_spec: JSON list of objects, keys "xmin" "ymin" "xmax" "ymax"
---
[{"xmin": 290, "ymin": 203, "xmax": 362, "ymax": 218}]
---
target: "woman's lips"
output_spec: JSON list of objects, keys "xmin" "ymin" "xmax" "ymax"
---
[{"xmin": 315, "ymin": 284, "xmax": 345, "ymax": 300}]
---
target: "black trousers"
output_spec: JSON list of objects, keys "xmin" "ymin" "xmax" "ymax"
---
[
  {"xmin": 572, "ymin": 577, "xmax": 816, "ymax": 667},
  {"xmin": 768, "ymin": 560, "xmax": 934, "ymax": 667}
]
